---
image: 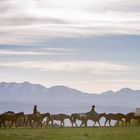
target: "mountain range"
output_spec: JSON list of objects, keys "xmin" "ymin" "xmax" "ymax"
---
[{"xmin": 0, "ymin": 81, "xmax": 139, "ymax": 115}]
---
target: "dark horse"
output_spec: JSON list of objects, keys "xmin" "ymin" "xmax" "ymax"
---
[
  {"xmin": 25, "ymin": 112, "xmax": 50, "ymax": 128},
  {"xmin": 125, "ymin": 112, "xmax": 140, "ymax": 126},
  {"xmin": 125, "ymin": 112, "xmax": 135, "ymax": 126},
  {"xmin": 25, "ymin": 112, "xmax": 41, "ymax": 128},
  {"xmin": 47, "ymin": 113, "xmax": 71, "ymax": 127},
  {"xmin": 103, "ymin": 113, "xmax": 125, "ymax": 126},
  {"xmin": 85, "ymin": 112, "xmax": 105, "ymax": 127},
  {"xmin": 0, "ymin": 112, "xmax": 24, "ymax": 128},
  {"xmin": 71, "ymin": 113, "xmax": 87, "ymax": 127}
]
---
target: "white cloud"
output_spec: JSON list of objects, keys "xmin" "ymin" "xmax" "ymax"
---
[
  {"xmin": 0, "ymin": 0, "xmax": 140, "ymax": 45},
  {"xmin": 0, "ymin": 48, "xmax": 74, "ymax": 56},
  {"xmin": 0, "ymin": 61, "xmax": 131, "ymax": 75}
]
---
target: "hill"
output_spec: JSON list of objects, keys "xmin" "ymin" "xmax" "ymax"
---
[{"xmin": 0, "ymin": 82, "xmax": 140, "ymax": 114}]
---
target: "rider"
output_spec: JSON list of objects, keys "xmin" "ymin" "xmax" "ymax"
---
[
  {"xmin": 91, "ymin": 105, "xmax": 96, "ymax": 113},
  {"xmin": 33, "ymin": 105, "xmax": 38, "ymax": 114}
]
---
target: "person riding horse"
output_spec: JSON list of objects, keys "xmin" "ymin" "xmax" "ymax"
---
[
  {"xmin": 33, "ymin": 105, "xmax": 38, "ymax": 114},
  {"xmin": 33, "ymin": 105, "xmax": 41, "ymax": 118},
  {"xmin": 91, "ymin": 105, "xmax": 96, "ymax": 113}
]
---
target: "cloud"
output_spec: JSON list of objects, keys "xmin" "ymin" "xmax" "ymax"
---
[
  {"xmin": 0, "ymin": 61, "xmax": 131, "ymax": 75},
  {"xmin": 0, "ymin": 0, "xmax": 140, "ymax": 45},
  {"xmin": 0, "ymin": 49, "xmax": 67, "ymax": 56}
]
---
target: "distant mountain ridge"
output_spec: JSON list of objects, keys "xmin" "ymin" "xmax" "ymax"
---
[{"xmin": 0, "ymin": 81, "xmax": 140, "ymax": 114}]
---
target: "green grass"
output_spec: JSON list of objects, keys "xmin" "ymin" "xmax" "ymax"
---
[{"xmin": 0, "ymin": 127, "xmax": 140, "ymax": 140}]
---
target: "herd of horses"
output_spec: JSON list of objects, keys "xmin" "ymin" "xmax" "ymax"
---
[{"xmin": 0, "ymin": 110, "xmax": 140, "ymax": 128}]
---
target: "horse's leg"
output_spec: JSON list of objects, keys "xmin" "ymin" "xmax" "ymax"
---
[
  {"xmin": 80, "ymin": 121, "xmax": 84, "ymax": 127},
  {"xmin": 129, "ymin": 119, "xmax": 131, "ymax": 126},
  {"xmin": 60, "ymin": 121, "xmax": 62, "ymax": 127},
  {"xmin": 72, "ymin": 122, "xmax": 73, "ymax": 127},
  {"xmin": 104, "ymin": 119, "xmax": 108, "ymax": 126},
  {"xmin": 125, "ymin": 119, "xmax": 127, "ymax": 126},
  {"xmin": 0, "ymin": 120, "xmax": 3, "ymax": 128},
  {"xmin": 75, "ymin": 119, "xmax": 79, "ymax": 127},
  {"xmin": 109, "ymin": 120, "xmax": 112, "ymax": 126},
  {"xmin": 116, "ymin": 120, "xmax": 119, "ymax": 126},
  {"xmin": 138, "ymin": 119, "xmax": 140, "ymax": 126},
  {"xmin": 40, "ymin": 120, "xmax": 43, "ymax": 128},
  {"xmin": 3, "ymin": 121, "xmax": 7, "ymax": 128},
  {"xmin": 9, "ymin": 121, "xmax": 13, "ymax": 128},
  {"xmin": 25, "ymin": 120, "xmax": 28, "ymax": 127},
  {"xmin": 83, "ymin": 119, "xmax": 87, "ymax": 127},
  {"xmin": 51, "ymin": 120, "xmax": 53, "ymax": 127},
  {"xmin": 121, "ymin": 120, "xmax": 123, "ymax": 126},
  {"xmin": 37, "ymin": 121, "xmax": 40, "ymax": 128},
  {"xmin": 71, "ymin": 121, "xmax": 74, "ymax": 127},
  {"xmin": 98, "ymin": 121, "xmax": 101, "ymax": 127},
  {"xmin": 1, "ymin": 120, "xmax": 6, "ymax": 128},
  {"xmin": 93, "ymin": 121, "xmax": 96, "ymax": 127},
  {"xmin": 60, "ymin": 120, "xmax": 64, "ymax": 127},
  {"xmin": 23, "ymin": 117, "xmax": 26, "ymax": 127},
  {"xmin": 75, "ymin": 120, "xmax": 78, "ymax": 127},
  {"xmin": 85, "ymin": 120, "xmax": 87, "ymax": 127},
  {"xmin": 15, "ymin": 121, "xmax": 17, "ymax": 128},
  {"xmin": 62, "ymin": 121, "xmax": 65, "ymax": 127},
  {"xmin": 37, "ymin": 120, "xmax": 41, "ymax": 128},
  {"xmin": 45, "ymin": 119, "xmax": 49, "ymax": 128},
  {"xmin": 30, "ymin": 120, "xmax": 33, "ymax": 128}
]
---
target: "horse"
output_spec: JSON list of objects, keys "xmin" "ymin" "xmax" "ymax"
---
[
  {"xmin": 0, "ymin": 112, "xmax": 24, "ymax": 128},
  {"xmin": 47, "ymin": 113, "xmax": 71, "ymax": 127},
  {"xmin": 71, "ymin": 113, "xmax": 87, "ymax": 127},
  {"xmin": 6, "ymin": 111, "xmax": 15, "ymax": 115},
  {"xmin": 103, "ymin": 113, "xmax": 125, "ymax": 126},
  {"xmin": 25, "ymin": 112, "xmax": 42, "ymax": 128},
  {"xmin": 38, "ymin": 113, "xmax": 50, "ymax": 127},
  {"xmin": 134, "ymin": 115, "xmax": 140, "ymax": 126},
  {"xmin": 85, "ymin": 112, "xmax": 105, "ymax": 127},
  {"xmin": 125, "ymin": 112, "xmax": 140, "ymax": 126},
  {"xmin": 125, "ymin": 112, "xmax": 135, "ymax": 126}
]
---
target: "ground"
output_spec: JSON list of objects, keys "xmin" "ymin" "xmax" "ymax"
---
[{"xmin": 0, "ymin": 126, "xmax": 140, "ymax": 140}]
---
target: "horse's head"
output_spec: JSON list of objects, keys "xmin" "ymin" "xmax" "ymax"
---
[
  {"xmin": 18, "ymin": 112, "xmax": 25, "ymax": 117},
  {"xmin": 45, "ymin": 113, "xmax": 50, "ymax": 118},
  {"xmin": 100, "ymin": 113, "xmax": 106, "ymax": 117},
  {"xmin": 42, "ymin": 113, "xmax": 50, "ymax": 119}
]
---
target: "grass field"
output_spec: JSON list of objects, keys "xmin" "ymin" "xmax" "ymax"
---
[{"xmin": 0, "ymin": 126, "xmax": 140, "ymax": 140}]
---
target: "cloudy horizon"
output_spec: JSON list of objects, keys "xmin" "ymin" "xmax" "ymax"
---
[{"xmin": 0, "ymin": 0, "xmax": 140, "ymax": 93}]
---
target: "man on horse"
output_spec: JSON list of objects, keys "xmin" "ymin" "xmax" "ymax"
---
[
  {"xmin": 91, "ymin": 105, "xmax": 96, "ymax": 113},
  {"xmin": 33, "ymin": 105, "xmax": 38, "ymax": 114}
]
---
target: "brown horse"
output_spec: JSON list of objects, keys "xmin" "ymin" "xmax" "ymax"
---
[
  {"xmin": 25, "ymin": 112, "xmax": 50, "ymax": 128},
  {"xmin": 125, "ymin": 112, "xmax": 140, "ymax": 126},
  {"xmin": 71, "ymin": 113, "xmax": 87, "ymax": 127},
  {"xmin": 85, "ymin": 112, "xmax": 105, "ymax": 127},
  {"xmin": 103, "ymin": 113, "xmax": 125, "ymax": 126},
  {"xmin": 38, "ymin": 113, "xmax": 50, "ymax": 127},
  {"xmin": 25, "ymin": 112, "xmax": 41, "ymax": 128},
  {"xmin": 125, "ymin": 112, "xmax": 135, "ymax": 126},
  {"xmin": 47, "ymin": 113, "xmax": 71, "ymax": 127},
  {"xmin": 0, "ymin": 112, "xmax": 24, "ymax": 128},
  {"xmin": 134, "ymin": 116, "xmax": 140, "ymax": 126}
]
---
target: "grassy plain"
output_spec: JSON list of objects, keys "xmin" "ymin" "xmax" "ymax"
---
[{"xmin": 0, "ymin": 126, "xmax": 140, "ymax": 140}]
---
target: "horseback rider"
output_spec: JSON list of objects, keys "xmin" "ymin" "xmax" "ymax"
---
[
  {"xmin": 33, "ymin": 105, "xmax": 38, "ymax": 114},
  {"xmin": 91, "ymin": 105, "xmax": 96, "ymax": 113}
]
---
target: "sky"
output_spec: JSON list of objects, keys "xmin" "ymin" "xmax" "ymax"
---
[{"xmin": 0, "ymin": 0, "xmax": 140, "ymax": 93}]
